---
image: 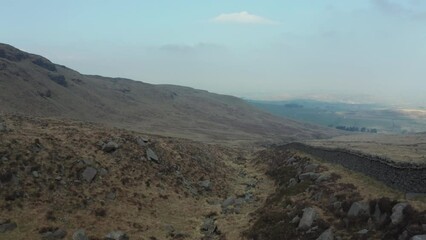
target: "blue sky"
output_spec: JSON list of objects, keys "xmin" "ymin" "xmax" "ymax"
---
[{"xmin": 2, "ymin": 0, "xmax": 426, "ymax": 106}]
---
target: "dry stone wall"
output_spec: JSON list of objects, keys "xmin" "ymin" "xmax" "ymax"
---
[{"xmin": 280, "ymin": 143, "xmax": 426, "ymax": 193}]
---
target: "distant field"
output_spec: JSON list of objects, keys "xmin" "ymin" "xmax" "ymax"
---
[
  {"xmin": 249, "ymin": 99, "xmax": 426, "ymax": 134},
  {"xmin": 305, "ymin": 133, "xmax": 426, "ymax": 164}
]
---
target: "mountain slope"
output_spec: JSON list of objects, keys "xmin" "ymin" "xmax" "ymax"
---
[{"xmin": 0, "ymin": 43, "xmax": 335, "ymax": 143}]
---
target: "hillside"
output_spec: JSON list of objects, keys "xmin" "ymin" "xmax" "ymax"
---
[{"xmin": 0, "ymin": 43, "xmax": 334, "ymax": 144}]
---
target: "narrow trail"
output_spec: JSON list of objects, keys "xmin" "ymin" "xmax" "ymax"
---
[{"xmin": 200, "ymin": 152, "xmax": 275, "ymax": 239}]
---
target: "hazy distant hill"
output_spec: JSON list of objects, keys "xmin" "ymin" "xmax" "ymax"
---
[
  {"xmin": 250, "ymin": 99, "xmax": 426, "ymax": 134},
  {"xmin": 0, "ymin": 43, "xmax": 335, "ymax": 143}
]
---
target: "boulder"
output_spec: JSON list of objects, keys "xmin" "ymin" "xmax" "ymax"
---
[
  {"xmin": 222, "ymin": 196, "xmax": 236, "ymax": 208},
  {"xmin": 347, "ymin": 202, "xmax": 370, "ymax": 218},
  {"xmin": 136, "ymin": 136, "xmax": 148, "ymax": 146},
  {"xmin": 72, "ymin": 229, "xmax": 89, "ymax": 240},
  {"xmin": 82, "ymin": 167, "xmax": 97, "ymax": 183},
  {"xmin": 298, "ymin": 207, "xmax": 317, "ymax": 231},
  {"xmin": 411, "ymin": 235, "xmax": 426, "ymax": 240},
  {"xmin": 0, "ymin": 123, "xmax": 6, "ymax": 132},
  {"xmin": 198, "ymin": 180, "xmax": 212, "ymax": 191},
  {"xmin": 299, "ymin": 172, "xmax": 320, "ymax": 181},
  {"xmin": 146, "ymin": 148, "xmax": 159, "ymax": 163},
  {"xmin": 290, "ymin": 215, "xmax": 300, "ymax": 224},
  {"xmin": 317, "ymin": 228, "xmax": 334, "ymax": 240},
  {"xmin": 102, "ymin": 141, "xmax": 119, "ymax": 153},
  {"xmin": 52, "ymin": 228, "xmax": 67, "ymax": 239},
  {"xmin": 286, "ymin": 157, "xmax": 297, "ymax": 165},
  {"xmin": 304, "ymin": 164, "xmax": 319, "ymax": 172},
  {"xmin": 391, "ymin": 203, "xmax": 408, "ymax": 225},
  {"xmin": 316, "ymin": 174, "xmax": 331, "ymax": 183},
  {"xmin": 201, "ymin": 218, "xmax": 217, "ymax": 235},
  {"xmin": 288, "ymin": 178, "xmax": 297, "ymax": 187},
  {"xmin": 105, "ymin": 231, "xmax": 129, "ymax": 240}
]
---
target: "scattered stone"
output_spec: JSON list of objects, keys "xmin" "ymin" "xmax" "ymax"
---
[
  {"xmin": 198, "ymin": 180, "xmax": 212, "ymax": 191},
  {"xmin": 136, "ymin": 136, "xmax": 149, "ymax": 146},
  {"xmin": 333, "ymin": 201, "xmax": 342, "ymax": 210},
  {"xmin": 288, "ymin": 178, "xmax": 297, "ymax": 187},
  {"xmin": 81, "ymin": 167, "xmax": 97, "ymax": 183},
  {"xmin": 287, "ymin": 157, "xmax": 297, "ymax": 164},
  {"xmin": 299, "ymin": 172, "xmax": 320, "ymax": 181},
  {"xmin": 41, "ymin": 228, "xmax": 67, "ymax": 239},
  {"xmin": 291, "ymin": 215, "xmax": 300, "ymax": 224},
  {"xmin": 102, "ymin": 141, "xmax": 119, "ymax": 153},
  {"xmin": 316, "ymin": 174, "xmax": 331, "ymax": 183},
  {"xmin": 298, "ymin": 207, "xmax": 317, "ymax": 231},
  {"xmin": 32, "ymin": 171, "xmax": 40, "ymax": 178},
  {"xmin": 201, "ymin": 218, "xmax": 217, "ymax": 236},
  {"xmin": 0, "ymin": 220, "xmax": 17, "ymax": 233},
  {"xmin": 222, "ymin": 196, "xmax": 235, "ymax": 208},
  {"xmin": 72, "ymin": 229, "xmax": 89, "ymax": 240},
  {"xmin": 357, "ymin": 229, "xmax": 369, "ymax": 235},
  {"xmin": 317, "ymin": 228, "xmax": 334, "ymax": 240},
  {"xmin": 304, "ymin": 164, "xmax": 319, "ymax": 172},
  {"xmin": 347, "ymin": 202, "xmax": 370, "ymax": 218},
  {"xmin": 411, "ymin": 235, "xmax": 426, "ymax": 240},
  {"xmin": 146, "ymin": 148, "xmax": 159, "ymax": 163},
  {"xmin": 391, "ymin": 202, "xmax": 408, "ymax": 225},
  {"xmin": 99, "ymin": 168, "xmax": 108, "ymax": 176},
  {"xmin": 0, "ymin": 123, "xmax": 6, "ymax": 132},
  {"xmin": 105, "ymin": 231, "xmax": 129, "ymax": 240},
  {"xmin": 106, "ymin": 192, "xmax": 116, "ymax": 201}
]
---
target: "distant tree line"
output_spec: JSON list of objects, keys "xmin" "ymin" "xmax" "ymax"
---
[{"xmin": 335, "ymin": 126, "xmax": 378, "ymax": 133}]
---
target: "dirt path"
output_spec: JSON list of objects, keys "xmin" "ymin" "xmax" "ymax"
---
[{"xmin": 207, "ymin": 153, "xmax": 275, "ymax": 239}]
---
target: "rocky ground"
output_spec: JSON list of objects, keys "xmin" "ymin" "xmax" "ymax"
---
[
  {"xmin": 246, "ymin": 146, "xmax": 426, "ymax": 240},
  {"xmin": 0, "ymin": 114, "xmax": 274, "ymax": 240},
  {"xmin": 1, "ymin": 114, "xmax": 425, "ymax": 240}
]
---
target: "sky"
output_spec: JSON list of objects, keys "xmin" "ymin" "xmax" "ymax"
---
[{"xmin": 2, "ymin": 0, "xmax": 426, "ymax": 107}]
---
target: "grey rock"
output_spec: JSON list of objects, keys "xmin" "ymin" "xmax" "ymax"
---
[
  {"xmin": 288, "ymin": 178, "xmax": 297, "ymax": 187},
  {"xmin": 391, "ymin": 202, "xmax": 408, "ymax": 225},
  {"xmin": 1, "ymin": 156, "xmax": 8, "ymax": 162},
  {"xmin": 72, "ymin": 229, "xmax": 89, "ymax": 240},
  {"xmin": 291, "ymin": 215, "xmax": 300, "ymax": 224},
  {"xmin": 317, "ymin": 228, "xmax": 333, "ymax": 240},
  {"xmin": 163, "ymin": 224, "xmax": 175, "ymax": 235},
  {"xmin": 136, "ymin": 136, "xmax": 149, "ymax": 146},
  {"xmin": 298, "ymin": 207, "xmax": 317, "ymax": 231},
  {"xmin": 357, "ymin": 229, "xmax": 369, "ymax": 235},
  {"xmin": 105, "ymin": 231, "xmax": 129, "ymax": 240},
  {"xmin": 333, "ymin": 201, "xmax": 342, "ymax": 210},
  {"xmin": 304, "ymin": 164, "xmax": 319, "ymax": 172},
  {"xmin": 198, "ymin": 180, "xmax": 212, "ymax": 191},
  {"xmin": 411, "ymin": 235, "xmax": 426, "ymax": 240},
  {"xmin": 299, "ymin": 172, "xmax": 320, "ymax": 181},
  {"xmin": 399, "ymin": 231, "xmax": 409, "ymax": 240},
  {"xmin": 287, "ymin": 157, "xmax": 297, "ymax": 164},
  {"xmin": 201, "ymin": 218, "xmax": 217, "ymax": 235},
  {"xmin": 347, "ymin": 202, "xmax": 370, "ymax": 218},
  {"xmin": 146, "ymin": 148, "xmax": 159, "ymax": 163},
  {"xmin": 102, "ymin": 141, "xmax": 119, "ymax": 153},
  {"xmin": 316, "ymin": 174, "xmax": 331, "ymax": 183},
  {"xmin": 0, "ymin": 123, "xmax": 7, "ymax": 132},
  {"xmin": 32, "ymin": 171, "xmax": 40, "ymax": 178},
  {"xmin": 222, "ymin": 196, "xmax": 235, "ymax": 208},
  {"xmin": 99, "ymin": 168, "xmax": 108, "ymax": 176},
  {"xmin": 0, "ymin": 221, "xmax": 17, "ymax": 233},
  {"xmin": 244, "ymin": 192, "xmax": 254, "ymax": 202},
  {"xmin": 82, "ymin": 167, "xmax": 97, "ymax": 183},
  {"xmin": 106, "ymin": 192, "xmax": 116, "ymax": 200},
  {"xmin": 53, "ymin": 229, "xmax": 67, "ymax": 239}
]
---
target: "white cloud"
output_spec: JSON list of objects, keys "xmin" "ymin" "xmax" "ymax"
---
[{"xmin": 211, "ymin": 11, "xmax": 278, "ymax": 25}]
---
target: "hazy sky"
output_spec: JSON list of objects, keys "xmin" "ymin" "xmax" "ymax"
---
[{"xmin": 2, "ymin": 0, "xmax": 426, "ymax": 106}]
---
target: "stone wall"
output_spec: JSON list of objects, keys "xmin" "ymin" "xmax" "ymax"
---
[{"xmin": 280, "ymin": 143, "xmax": 426, "ymax": 193}]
